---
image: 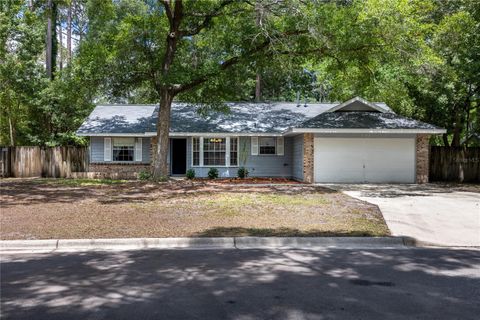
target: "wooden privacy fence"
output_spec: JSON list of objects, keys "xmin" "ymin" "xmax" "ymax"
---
[
  {"xmin": 1, "ymin": 147, "xmax": 11, "ymax": 177},
  {"xmin": 430, "ymin": 146, "xmax": 480, "ymax": 182},
  {"xmin": 1, "ymin": 146, "xmax": 89, "ymax": 178}
]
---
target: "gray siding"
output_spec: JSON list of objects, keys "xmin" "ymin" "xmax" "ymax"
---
[
  {"xmin": 90, "ymin": 136, "xmax": 150, "ymax": 164},
  {"xmin": 292, "ymin": 134, "xmax": 304, "ymax": 181},
  {"xmin": 186, "ymin": 136, "xmax": 294, "ymax": 178},
  {"xmin": 89, "ymin": 135, "xmax": 300, "ymax": 178}
]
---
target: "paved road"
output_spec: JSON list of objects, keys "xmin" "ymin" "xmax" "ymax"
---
[
  {"xmin": 1, "ymin": 248, "xmax": 479, "ymax": 319},
  {"xmin": 331, "ymin": 184, "xmax": 480, "ymax": 247}
]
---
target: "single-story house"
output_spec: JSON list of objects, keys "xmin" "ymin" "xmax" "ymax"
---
[{"xmin": 77, "ymin": 97, "xmax": 446, "ymax": 183}]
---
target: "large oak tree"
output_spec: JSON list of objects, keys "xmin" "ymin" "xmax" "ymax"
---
[{"xmin": 81, "ymin": 0, "xmax": 324, "ymax": 179}]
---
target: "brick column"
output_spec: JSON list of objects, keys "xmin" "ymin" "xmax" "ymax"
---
[
  {"xmin": 416, "ymin": 134, "xmax": 430, "ymax": 184},
  {"xmin": 303, "ymin": 133, "xmax": 314, "ymax": 183}
]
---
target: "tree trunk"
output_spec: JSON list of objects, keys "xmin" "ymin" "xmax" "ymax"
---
[
  {"xmin": 255, "ymin": 73, "xmax": 261, "ymax": 102},
  {"xmin": 8, "ymin": 117, "xmax": 14, "ymax": 146},
  {"xmin": 67, "ymin": 1, "xmax": 72, "ymax": 64},
  {"xmin": 51, "ymin": 1, "xmax": 58, "ymax": 77},
  {"xmin": 152, "ymin": 89, "xmax": 174, "ymax": 179},
  {"xmin": 254, "ymin": 0, "xmax": 262, "ymax": 102},
  {"xmin": 45, "ymin": 0, "xmax": 58, "ymax": 80},
  {"xmin": 442, "ymin": 133, "xmax": 449, "ymax": 147},
  {"xmin": 58, "ymin": 22, "xmax": 63, "ymax": 70},
  {"xmin": 46, "ymin": 0, "xmax": 52, "ymax": 78},
  {"xmin": 451, "ymin": 113, "xmax": 463, "ymax": 147}
]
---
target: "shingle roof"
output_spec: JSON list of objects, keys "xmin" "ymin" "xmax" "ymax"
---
[
  {"xmin": 76, "ymin": 105, "xmax": 157, "ymax": 134},
  {"xmin": 77, "ymin": 101, "xmax": 440, "ymax": 135},
  {"xmin": 299, "ymin": 112, "xmax": 441, "ymax": 130},
  {"xmin": 169, "ymin": 102, "xmax": 334, "ymax": 133},
  {"xmin": 77, "ymin": 102, "xmax": 347, "ymax": 134}
]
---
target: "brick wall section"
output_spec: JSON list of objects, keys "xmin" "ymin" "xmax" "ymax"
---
[
  {"xmin": 416, "ymin": 134, "xmax": 430, "ymax": 184},
  {"xmin": 89, "ymin": 164, "xmax": 151, "ymax": 173},
  {"xmin": 88, "ymin": 137, "xmax": 158, "ymax": 179},
  {"xmin": 88, "ymin": 163, "xmax": 151, "ymax": 179},
  {"xmin": 303, "ymin": 133, "xmax": 314, "ymax": 183}
]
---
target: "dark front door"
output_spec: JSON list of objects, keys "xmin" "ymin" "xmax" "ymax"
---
[{"xmin": 171, "ymin": 138, "xmax": 187, "ymax": 175}]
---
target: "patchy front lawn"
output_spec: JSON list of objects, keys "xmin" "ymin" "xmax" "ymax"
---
[{"xmin": 0, "ymin": 179, "xmax": 389, "ymax": 239}]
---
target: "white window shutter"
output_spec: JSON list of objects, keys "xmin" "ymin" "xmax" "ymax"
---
[
  {"xmin": 199, "ymin": 137, "xmax": 204, "ymax": 166},
  {"xmin": 225, "ymin": 137, "xmax": 231, "ymax": 167},
  {"xmin": 276, "ymin": 137, "xmax": 284, "ymax": 156},
  {"xmin": 104, "ymin": 137, "xmax": 112, "ymax": 162},
  {"xmin": 251, "ymin": 137, "xmax": 259, "ymax": 155},
  {"xmin": 135, "ymin": 138, "xmax": 143, "ymax": 162}
]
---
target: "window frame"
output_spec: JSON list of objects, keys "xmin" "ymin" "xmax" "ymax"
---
[
  {"xmin": 203, "ymin": 137, "xmax": 227, "ymax": 166},
  {"xmin": 258, "ymin": 137, "xmax": 277, "ymax": 155},
  {"xmin": 192, "ymin": 137, "xmax": 201, "ymax": 166},
  {"xmin": 112, "ymin": 137, "xmax": 136, "ymax": 162},
  {"xmin": 191, "ymin": 136, "xmax": 239, "ymax": 167}
]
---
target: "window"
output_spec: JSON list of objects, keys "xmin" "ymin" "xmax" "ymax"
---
[
  {"xmin": 259, "ymin": 137, "xmax": 276, "ymax": 155},
  {"xmin": 192, "ymin": 137, "xmax": 239, "ymax": 167},
  {"xmin": 230, "ymin": 137, "xmax": 238, "ymax": 166},
  {"xmin": 113, "ymin": 138, "xmax": 135, "ymax": 161},
  {"xmin": 203, "ymin": 138, "xmax": 226, "ymax": 166},
  {"xmin": 192, "ymin": 137, "xmax": 200, "ymax": 166}
]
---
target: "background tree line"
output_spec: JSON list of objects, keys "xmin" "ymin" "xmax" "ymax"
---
[{"xmin": 1, "ymin": 0, "xmax": 478, "ymax": 152}]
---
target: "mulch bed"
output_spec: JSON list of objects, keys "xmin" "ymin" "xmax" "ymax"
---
[{"xmin": 193, "ymin": 177, "xmax": 301, "ymax": 184}]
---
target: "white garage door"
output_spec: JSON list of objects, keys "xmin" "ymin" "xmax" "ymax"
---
[{"xmin": 314, "ymin": 138, "xmax": 415, "ymax": 183}]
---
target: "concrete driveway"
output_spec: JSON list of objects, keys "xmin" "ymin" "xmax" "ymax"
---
[{"xmin": 326, "ymin": 184, "xmax": 480, "ymax": 247}]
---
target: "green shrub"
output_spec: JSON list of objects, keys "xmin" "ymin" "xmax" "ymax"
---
[
  {"xmin": 186, "ymin": 169, "xmax": 196, "ymax": 179},
  {"xmin": 237, "ymin": 167, "xmax": 249, "ymax": 179},
  {"xmin": 138, "ymin": 170, "xmax": 152, "ymax": 180},
  {"xmin": 208, "ymin": 167, "xmax": 219, "ymax": 179}
]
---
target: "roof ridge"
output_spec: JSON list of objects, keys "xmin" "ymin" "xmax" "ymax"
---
[
  {"xmin": 97, "ymin": 104, "xmax": 158, "ymax": 106},
  {"xmin": 96, "ymin": 102, "xmax": 343, "ymax": 106}
]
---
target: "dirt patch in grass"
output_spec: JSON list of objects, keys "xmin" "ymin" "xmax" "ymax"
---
[{"xmin": 0, "ymin": 178, "xmax": 390, "ymax": 239}]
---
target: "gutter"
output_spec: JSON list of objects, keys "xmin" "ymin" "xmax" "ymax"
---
[
  {"xmin": 285, "ymin": 128, "xmax": 447, "ymax": 135},
  {"xmin": 76, "ymin": 128, "xmax": 446, "ymax": 137},
  {"xmin": 77, "ymin": 132, "xmax": 284, "ymax": 137}
]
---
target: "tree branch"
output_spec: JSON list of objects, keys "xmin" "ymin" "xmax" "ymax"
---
[
  {"xmin": 172, "ymin": 29, "xmax": 309, "ymax": 93},
  {"xmin": 179, "ymin": 0, "xmax": 235, "ymax": 37},
  {"xmin": 159, "ymin": 0, "xmax": 173, "ymax": 25},
  {"xmin": 173, "ymin": 39, "xmax": 271, "ymax": 93},
  {"xmin": 160, "ymin": 0, "xmax": 184, "ymax": 78}
]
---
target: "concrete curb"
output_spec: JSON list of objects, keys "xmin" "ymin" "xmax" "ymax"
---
[
  {"xmin": 235, "ymin": 236, "xmax": 407, "ymax": 249},
  {"xmin": 0, "ymin": 237, "xmax": 410, "ymax": 253},
  {"xmin": 0, "ymin": 237, "xmax": 234, "ymax": 252}
]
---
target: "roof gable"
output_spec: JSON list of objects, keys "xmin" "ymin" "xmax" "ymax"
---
[{"xmin": 326, "ymin": 97, "xmax": 390, "ymax": 113}]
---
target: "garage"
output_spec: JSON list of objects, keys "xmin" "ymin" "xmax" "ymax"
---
[{"xmin": 314, "ymin": 137, "xmax": 416, "ymax": 183}]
